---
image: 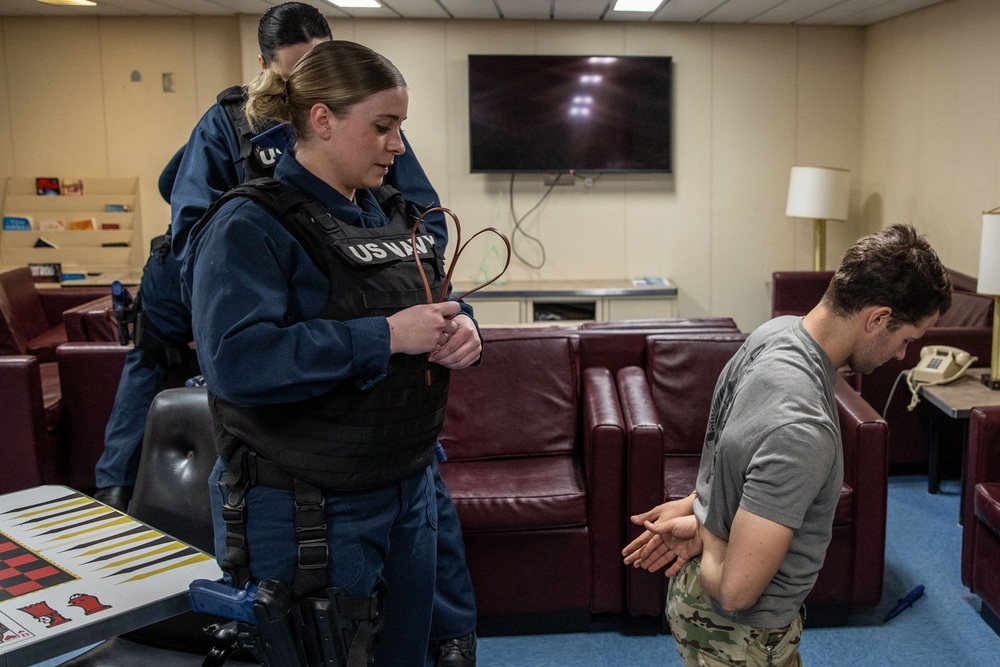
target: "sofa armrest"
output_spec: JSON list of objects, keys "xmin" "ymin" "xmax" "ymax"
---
[
  {"xmin": 617, "ymin": 366, "xmax": 663, "ymax": 528},
  {"xmin": 38, "ymin": 287, "xmax": 111, "ymax": 328},
  {"xmin": 62, "ymin": 294, "xmax": 117, "ymax": 342},
  {"xmin": 834, "ymin": 375, "xmax": 888, "ymax": 606},
  {"xmin": 616, "ymin": 365, "xmax": 666, "ymax": 617},
  {"xmin": 582, "ymin": 366, "xmax": 626, "ymax": 614}
]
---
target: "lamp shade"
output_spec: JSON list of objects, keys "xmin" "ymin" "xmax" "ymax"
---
[
  {"xmin": 785, "ymin": 166, "xmax": 851, "ymax": 221},
  {"xmin": 978, "ymin": 212, "xmax": 1000, "ymax": 295}
]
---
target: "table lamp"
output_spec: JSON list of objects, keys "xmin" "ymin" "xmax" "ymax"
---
[
  {"xmin": 785, "ymin": 166, "xmax": 851, "ymax": 271},
  {"xmin": 978, "ymin": 209, "xmax": 1000, "ymax": 389}
]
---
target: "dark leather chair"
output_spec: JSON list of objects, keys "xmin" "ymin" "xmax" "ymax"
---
[
  {"xmin": 619, "ymin": 334, "xmax": 889, "ymax": 624},
  {"xmin": 438, "ymin": 328, "xmax": 626, "ymax": 620},
  {"xmin": 961, "ymin": 405, "xmax": 1000, "ymax": 632},
  {"xmin": 61, "ymin": 387, "xmax": 253, "ymax": 666}
]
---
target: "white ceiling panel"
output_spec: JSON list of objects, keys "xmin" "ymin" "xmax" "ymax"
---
[
  {"xmin": 825, "ymin": 0, "xmax": 949, "ymax": 26},
  {"xmin": 750, "ymin": 0, "xmax": 854, "ymax": 24},
  {"xmin": 651, "ymin": 0, "xmax": 728, "ymax": 22},
  {"xmin": 382, "ymin": 0, "xmax": 450, "ymax": 19},
  {"xmin": 701, "ymin": 0, "xmax": 789, "ymax": 24},
  {"xmin": 552, "ymin": 0, "xmax": 609, "ymax": 21},
  {"xmin": 496, "ymin": 0, "xmax": 551, "ymax": 20},
  {"xmin": 437, "ymin": 0, "xmax": 501, "ymax": 19},
  {"xmin": 0, "ymin": 0, "xmax": 953, "ymax": 24}
]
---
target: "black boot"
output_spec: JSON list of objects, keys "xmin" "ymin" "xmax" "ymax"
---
[
  {"xmin": 93, "ymin": 486, "xmax": 133, "ymax": 512},
  {"xmin": 437, "ymin": 632, "xmax": 476, "ymax": 667}
]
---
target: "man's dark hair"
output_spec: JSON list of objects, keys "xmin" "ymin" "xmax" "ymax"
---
[
  {"xmin": 823, "ymin": 223, "xmax": 952, "ymax": 328},
  {"xmin": 258, "ymin": 2, "xmax": 333, "ymax": 65}
]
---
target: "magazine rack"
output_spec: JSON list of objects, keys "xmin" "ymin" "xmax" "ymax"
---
[{"xmin": 1, "ymin": 176, "xmax": 142, "ymax": 280}]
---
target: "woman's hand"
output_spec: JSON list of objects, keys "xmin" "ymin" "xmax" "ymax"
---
[
  {"xmin": 428, "ymin": 314, "xmax": 481, "ymax": 369},
  {"xmin": 387, "ymin": 302, "xmax": 461, "ymax": 355}
]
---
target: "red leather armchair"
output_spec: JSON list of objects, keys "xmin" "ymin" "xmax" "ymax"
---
[
  {"xmin": 438, "ymin": 328, "xmax": 627, "ymax": 620},
  {"xmin": 619, "ymin": 334, "xmax": 889, "ymax": 623},
  {"xmin": 0, "ymin": 267, "xmax": 109, "ymax": 361},
  {"xmin": 961, "ymin": 405, "xmax": 1000, "ymax": 631}
]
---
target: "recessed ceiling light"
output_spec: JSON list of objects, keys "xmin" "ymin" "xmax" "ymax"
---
[
  {"xmin": 35, "ymin": 0, "xmax": 97, "ymax": 6},
  {"xmin": 326, "ymin": 0, "xmax": 382, "ymax": 8},
  {"xmin": 613, "ymin": 0, "xmax": 663, "ymax": 12}
]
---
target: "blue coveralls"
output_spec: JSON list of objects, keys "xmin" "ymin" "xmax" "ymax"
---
[
  {"xmin": 96, "ymin": 98, "xmax": 477, "ymax": 645},
  {"xmin": 184, "ymin": 153, "xmax": 464, "ymax": 666}
]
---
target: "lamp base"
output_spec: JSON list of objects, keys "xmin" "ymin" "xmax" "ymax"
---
[{"xmin": 981, "ymin": 373, "xmax": 1000, "ymax": 390}]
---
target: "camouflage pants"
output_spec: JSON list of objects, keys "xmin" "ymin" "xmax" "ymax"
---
[{"xmin": 665, "ymin": 557, "xmax": 804, "ymax": 667}]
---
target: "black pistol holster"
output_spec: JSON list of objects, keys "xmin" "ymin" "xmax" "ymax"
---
[{"xmin": 204, "ymin": 447, "xmax": 387, "ymax": 667}]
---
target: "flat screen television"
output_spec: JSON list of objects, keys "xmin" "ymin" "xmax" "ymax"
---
[{"xmin": 468, "ymin": 54, "xmax": 673, "ymax": 174}]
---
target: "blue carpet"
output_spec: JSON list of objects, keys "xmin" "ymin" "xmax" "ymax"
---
[
  {"xmin": 476, "ymin": 475, "xmax": 1000, "ymax": 665},
  {"xmin": 40, "ymin": 476, "xmax": 1000, "ymax": 666}
]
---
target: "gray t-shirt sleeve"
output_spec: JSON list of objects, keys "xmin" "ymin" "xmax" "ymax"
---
[{"xmin": 741, "ymin": 420, "xmax": 840, "ymax": 530}]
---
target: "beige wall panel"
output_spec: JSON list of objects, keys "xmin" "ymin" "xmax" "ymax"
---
[
  {"xmin": 0, "ymin": 21, "xmax": 14, "ymax": 192},
  {"xmin": 239, "ymin": 13, "xmax": 260, "ymax": 85},
  {"xmin": 861, "ymin": 13, "xmax": 924, "ymax": 240},
  {"xmin": 624, "ymin": 23, "xmax": 714, "ymax": 318},
  {"xmin": 862, "ymin": 0, "xmax": 1000, "ymax": 278},
  {"xmin": 793, "ymin": 27, "xmax": 864, "ymax": 270},
  {"xmin": 710, "ymin": 25, "xmax": 798, "ymax": 331},
  {"xmin": 5, "ymin": 18, "xmax": 108, "ymax": 177},
  {"xmin": 193, "ymin": 18, "xmax": 242, "ymax": 113},
  {"xmin": 914, "ymin": 0, "xmax": 1000, "ymax": 273},
  {"xmin": 100, "ymin": 18, "xmax": 202, "ymax": 246}
]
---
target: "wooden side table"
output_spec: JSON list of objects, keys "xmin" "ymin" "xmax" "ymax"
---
[{"xmin": 919, "ymin": 368, "xmax": 1000, "ymax": 516}]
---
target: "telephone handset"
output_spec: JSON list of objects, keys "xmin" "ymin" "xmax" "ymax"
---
[{"xmin": 905, "ymin": 345, "xmax": 978, "ymax": 410}]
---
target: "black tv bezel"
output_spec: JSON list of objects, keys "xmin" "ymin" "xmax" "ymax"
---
[{"xmin": 467, "ymin": 53, "xmax": 673, "ymax": 175}]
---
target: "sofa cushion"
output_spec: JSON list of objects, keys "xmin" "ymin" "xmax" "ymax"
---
[
  {"xmin": 442, "ymin": 455, "xmax": 587, "ymax": 532},
  {"xmin": 27, "ymin": 322, "xmax": 68, "ymax": 363},
  {"xmin": 440, "ymin": 333, "xmax": 579, "ymax": 460},
  {"xmin": 646, "ymin": 335, "xmax": 746, "ymax": 456}
]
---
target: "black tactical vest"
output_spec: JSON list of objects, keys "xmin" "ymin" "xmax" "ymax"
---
[
  {"xmin": 203, "ymin": 179, "xmax": 450, "ymax": 491},
  {"xmin": 217, "ymin": 86, "xmax": 283, "ymax": 182}
]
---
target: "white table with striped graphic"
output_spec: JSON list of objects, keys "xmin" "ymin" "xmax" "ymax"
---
[{"xmin": 0, "ymin": 485, "xmax": 222, "ymax": 667}]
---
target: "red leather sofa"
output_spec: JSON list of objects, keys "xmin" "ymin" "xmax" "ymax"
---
[
  {"xmin": 619, "ymin": 333, "xmax": 889, "ymax": 625},
  {"xmin": 771, "ymin": 269, "xmax": 994, "ymax": 471},
  {"xmin": 961, "ymin": 405, "xmax": 1000, "ymax": 634}
]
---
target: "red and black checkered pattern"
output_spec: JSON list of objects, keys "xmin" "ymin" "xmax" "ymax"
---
[{"xmin": 0, "ymin": 535, "xmax": 76, "ymax": 602}]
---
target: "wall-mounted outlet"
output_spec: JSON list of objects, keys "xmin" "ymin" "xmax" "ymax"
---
[{"xmin": 162, "ymin": 72, "xmax": 175, "ymax": 93}]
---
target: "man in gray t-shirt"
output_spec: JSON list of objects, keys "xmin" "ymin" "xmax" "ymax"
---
[{"xmin": 623, "ymin": 224, "xmax": 952, "ymax": 666}]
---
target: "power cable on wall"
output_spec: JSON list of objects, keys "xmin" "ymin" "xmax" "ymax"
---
[{"xmin": 508, "ymin": 173, "xmax": 554, "ymax": 270}]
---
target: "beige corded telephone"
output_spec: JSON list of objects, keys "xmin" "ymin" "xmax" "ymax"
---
[{"xmin": 905, "ymin": 345, "xmax": 977, "ymax": 410}]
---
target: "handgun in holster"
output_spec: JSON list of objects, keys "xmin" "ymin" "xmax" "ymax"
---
[
  {"xmin": 110, "ymin": 280, "xmax": 138, "ymax": 346},
  {"xmin": 189, "ymin": 577, "xmax": 386, "ymax": 667}
]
